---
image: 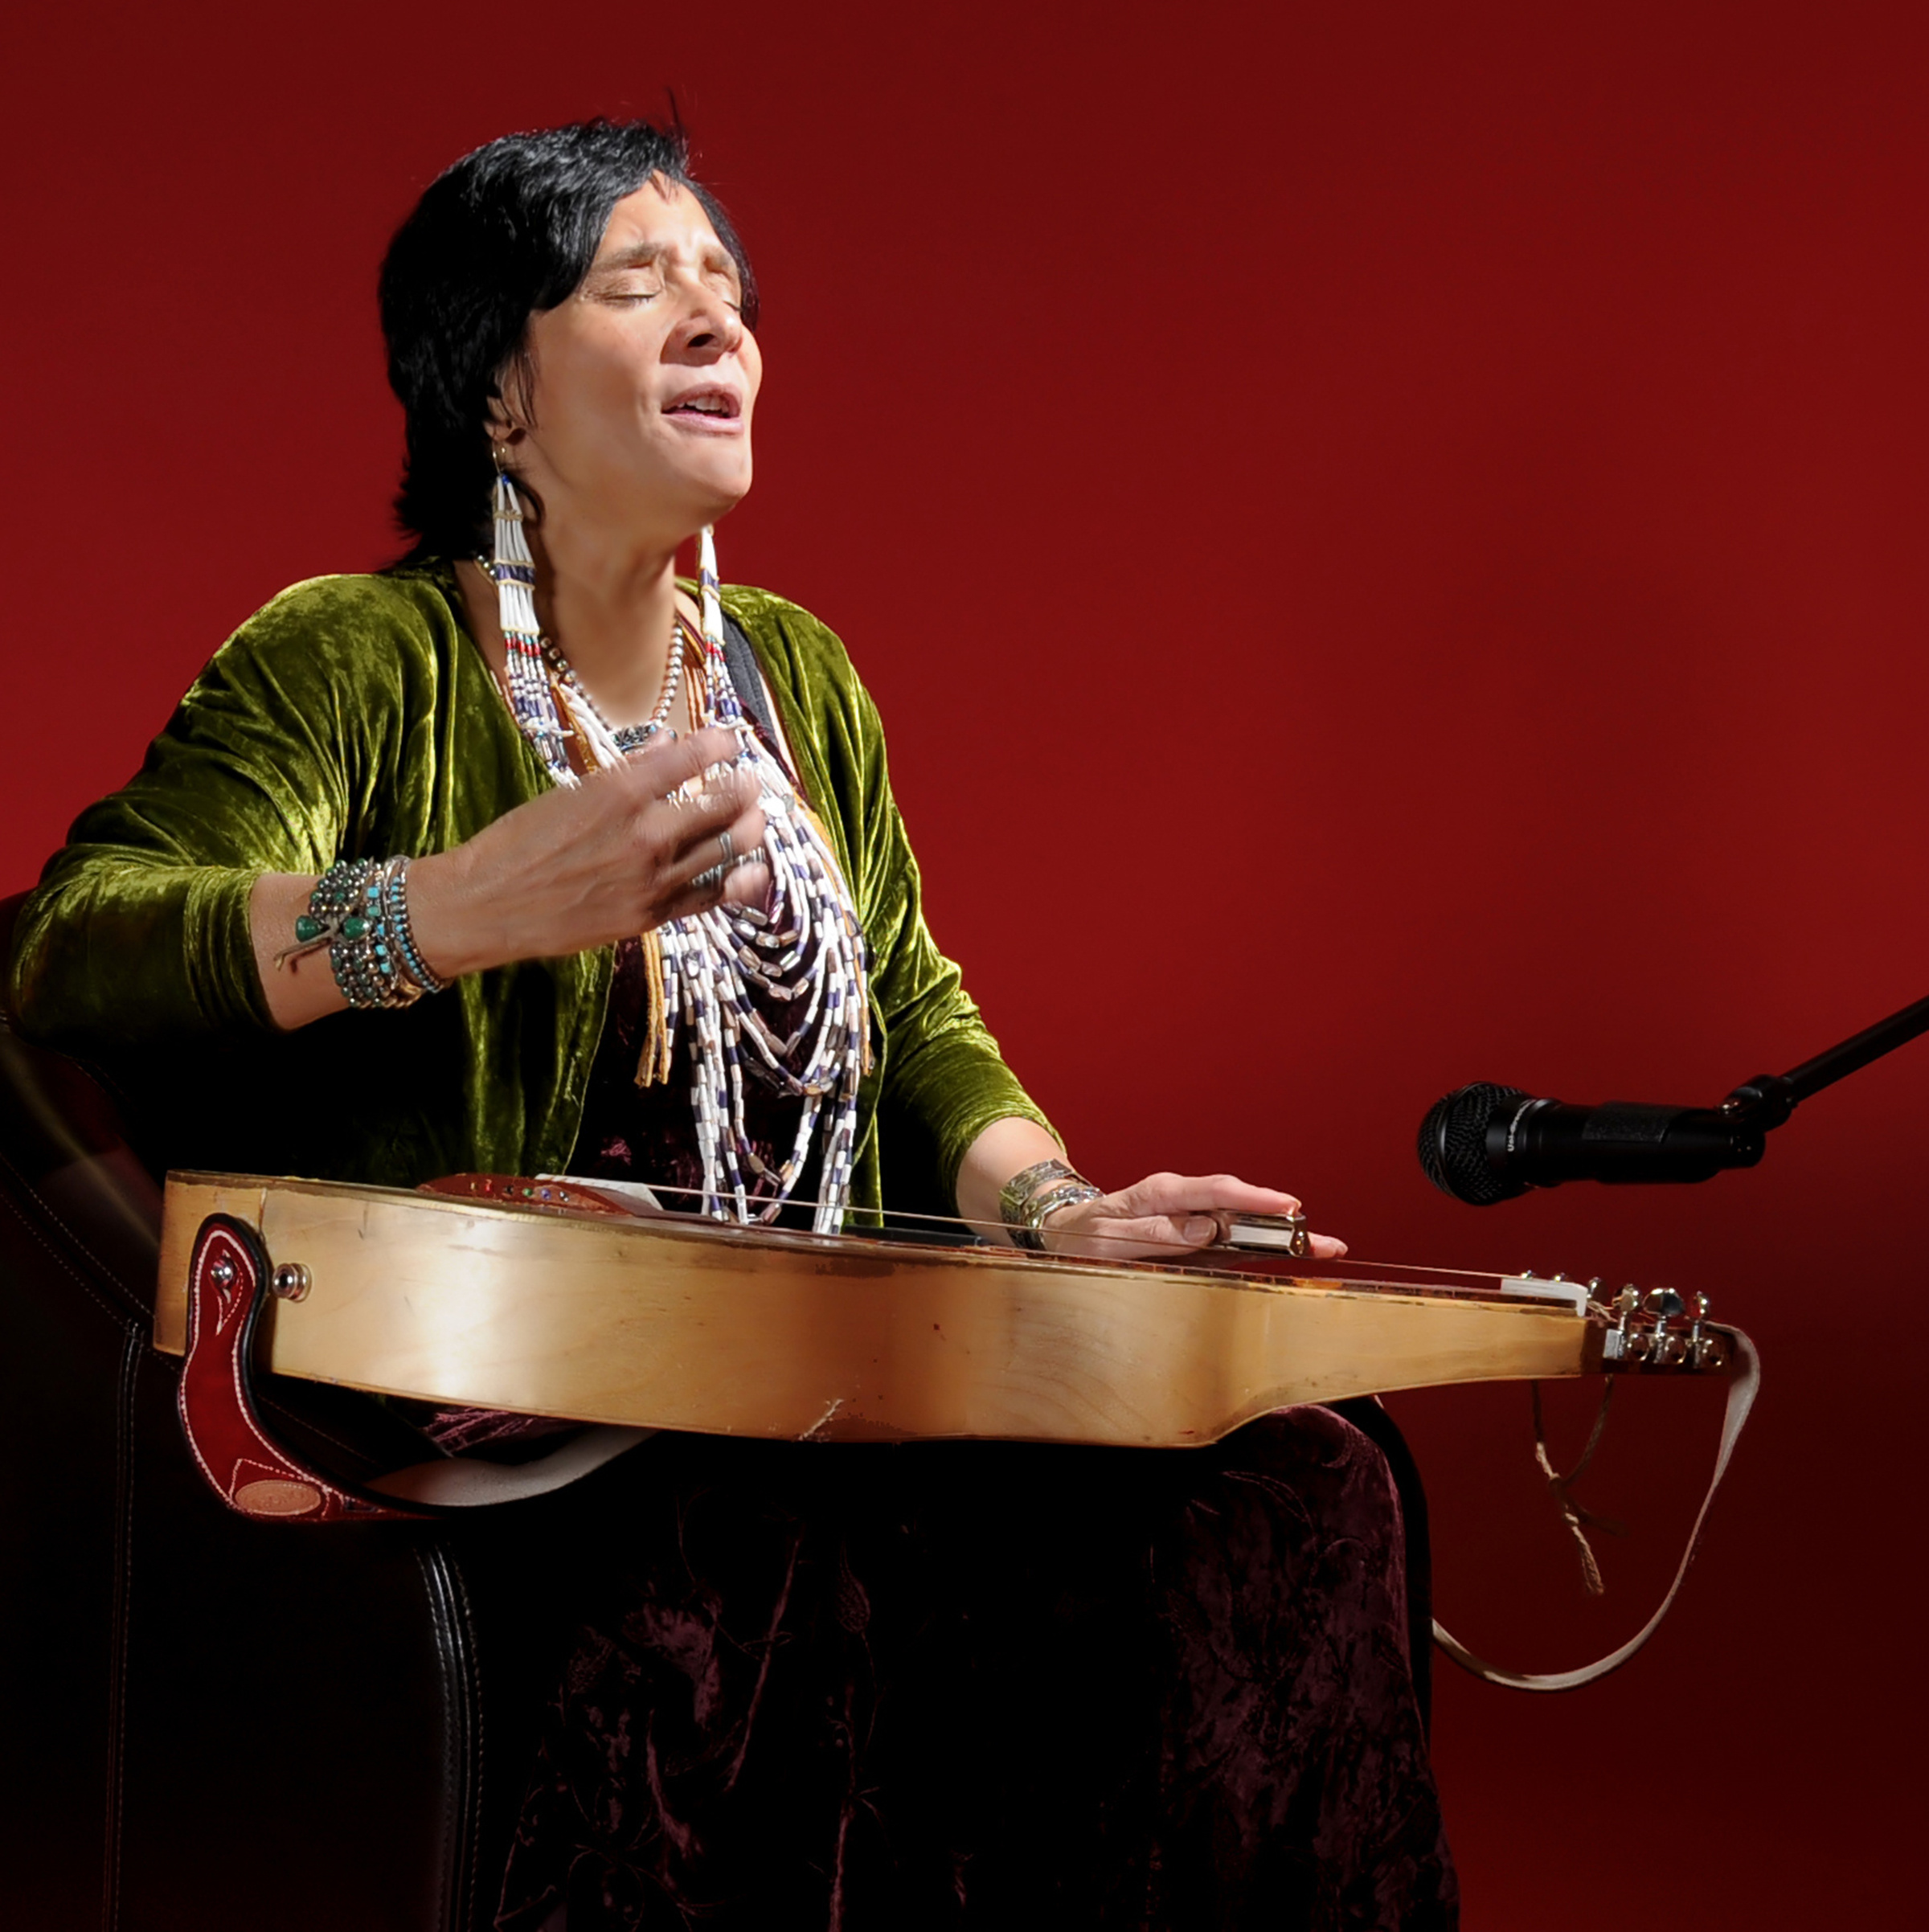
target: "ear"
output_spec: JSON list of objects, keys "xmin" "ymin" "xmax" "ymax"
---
[{"xmin": 489, "ymin": 346, "xmax": 539, "ymax": 439}]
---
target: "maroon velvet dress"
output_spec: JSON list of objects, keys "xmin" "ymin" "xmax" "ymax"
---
[
  {"xmin": 491, "ymin": 1412, "xmax": 1455, "ymax": 1931},
  {"xmin": 481, "ymin": 952, "xmax": 1458, "ymax": 1930}
]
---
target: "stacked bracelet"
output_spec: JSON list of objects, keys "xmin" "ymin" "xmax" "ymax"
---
[
  {"xmin": 998, "ymin": 1157, "xmax": 1104, "ymax": 1252},
  {"xmin": 379, "ymin": 858, "xmax": 446, "ymax": 995},
  {"xmin": 282, "ymin": 856, "xmax": 446, "ymax": 1010}
]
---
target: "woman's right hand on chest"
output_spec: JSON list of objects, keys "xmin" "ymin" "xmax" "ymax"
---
[
  {"xmin": 251, "ymin": 727, "xmax": 768, "ymax": 1029},
  {"xmin": 419, "ymin": 727, "xmax": 768, "ymax": 972}
]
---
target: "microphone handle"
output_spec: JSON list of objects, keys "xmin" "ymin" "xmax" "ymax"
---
[{"xmin": 1502, "ymin": 1099, "xmax": 1767, "ymax": 1187}]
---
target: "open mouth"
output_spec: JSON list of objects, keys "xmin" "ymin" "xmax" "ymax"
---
[{"xmin": 664, "ymin": 387, "xmax": 742, "ymax": 422}]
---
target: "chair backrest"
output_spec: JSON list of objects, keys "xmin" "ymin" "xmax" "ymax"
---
[
  {"xmin": 0, "ymin": 882, "xmax": 534, "ymax": 1930},
  {"xmin": 0, "ymin": 888, "xmax": 163, "ymax": 1314}
]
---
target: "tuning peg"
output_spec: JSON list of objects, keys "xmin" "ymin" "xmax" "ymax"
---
[
  {"xmin": 1644, "ymin": 1287, "xmax": 1686, "ymax": 1320},
  {"xmin": 1687, "ymin": 1292, "xmax": 1715, "ymax": 1369}
]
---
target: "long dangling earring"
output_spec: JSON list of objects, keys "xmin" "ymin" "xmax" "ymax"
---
[
  {"xmin": 690, "ymin": 525, "xmax": 732, "ymax": 726},
  {"xmin": 489, "ymin": 445, "xmax": 572, "ymax": 784}
]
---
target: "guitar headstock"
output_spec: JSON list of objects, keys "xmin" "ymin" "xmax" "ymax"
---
[{"xmin": 1505, "ymin": 1270, "xmax": 1729, "ymax": 1372}]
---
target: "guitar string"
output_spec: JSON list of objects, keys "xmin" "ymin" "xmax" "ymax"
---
[{"xmin": 551, "ymin": 1177, "xmax": 1524, "ymax": 1289}]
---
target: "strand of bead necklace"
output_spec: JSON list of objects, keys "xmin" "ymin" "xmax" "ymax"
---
[{"xmin": 543, "ymin": 624, "xmax": 689, "ymax": 756}]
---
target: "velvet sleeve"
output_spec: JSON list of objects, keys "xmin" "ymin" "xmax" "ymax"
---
[{"xmin": 5, "ymin": 577, "xmax": 409, "ymax": 1049}]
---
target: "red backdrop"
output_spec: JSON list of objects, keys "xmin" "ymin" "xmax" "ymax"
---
[{"xmin": 7, "ymin": 2, "xmax": 1924, "ymax": 1922}]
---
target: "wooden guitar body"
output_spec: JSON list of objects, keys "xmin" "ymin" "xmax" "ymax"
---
[{"xmin": 152, "ymin": 1171, "xmax": 1726, "ymax": 1447}]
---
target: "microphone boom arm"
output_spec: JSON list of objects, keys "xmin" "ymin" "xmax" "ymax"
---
[{"xmin": 1722, "ymin": 989, "xmax": 1929, "ymax": 1131}]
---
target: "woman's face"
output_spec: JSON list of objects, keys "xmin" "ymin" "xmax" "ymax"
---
[{"xmin": 502, "ymin": 178, "xmax": 761, "ymax": 550}]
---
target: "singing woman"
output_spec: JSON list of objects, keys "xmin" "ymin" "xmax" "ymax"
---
[{"xmin": 6, "ymin": 120, "xmax": 1456, "ymax": 1928}]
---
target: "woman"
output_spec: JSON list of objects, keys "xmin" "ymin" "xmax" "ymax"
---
[{"xmin": 6, "ymin": 121, "xmax": 1454, "ymax": 1928}]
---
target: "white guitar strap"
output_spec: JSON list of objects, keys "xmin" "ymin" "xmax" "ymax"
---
[
  {"xmin": 1432, "ymin": 1324, "xmax": 1760, "ymax": 1692},
  {"xmin": 366, "ymin": 1426, "xmax": 657, "ymax": 1507}
]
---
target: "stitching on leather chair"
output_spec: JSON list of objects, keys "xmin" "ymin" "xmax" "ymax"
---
[
  {"xmin": 0, "ymin": 1160, "xmax": 138, "ymax": 1335},
  {"xmin": 0, "ymin": 1152, "xmax": 150, "ymax": 1928},
  {"xmin": 102, "ymin": 1328, "xmax": 141, "ymax": 1932},
  {"xmin": 453, "ymin": 1554, "xmax": 487, "ymax": 1930},
  {"xmin": 0, "ymin": 1129, "xmax": 158, "ymax": 1320},
  {"xmin": 0, "ymin": 1013, "xmax": 164, "ymax": 1308},
  {"xmin": 415, "ymin": 1543, "xmax": 485, "ymax": 1931}
]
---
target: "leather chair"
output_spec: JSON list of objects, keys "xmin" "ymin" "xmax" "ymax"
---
[{"xmin": 0, "ymin": 890, "xmax": 609, "ymax": 1931}]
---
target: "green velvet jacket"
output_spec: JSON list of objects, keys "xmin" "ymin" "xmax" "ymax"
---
[{"xmin": 5, "ymin": 563, "xmax": 1046, "ymax": 1216}]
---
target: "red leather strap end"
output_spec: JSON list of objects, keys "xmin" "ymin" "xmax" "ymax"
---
[{"xmin": 177, "ymin": 1213, "xmax": 426, "ymax": 1524}]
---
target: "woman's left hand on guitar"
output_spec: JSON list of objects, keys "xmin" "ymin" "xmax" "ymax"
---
[
  {"xmin": 954, "ymin": 1120, "xmax": 1345, "ymax": 1262},
  {"xmin": 1040, "ymin": 1172, "xmax": 1348, "ymax": 1263}
]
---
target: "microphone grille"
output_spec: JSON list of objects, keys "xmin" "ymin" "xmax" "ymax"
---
[{"xmin": 1418, "ymin": 1082, "xmax": 1531, "ymax": 1205}]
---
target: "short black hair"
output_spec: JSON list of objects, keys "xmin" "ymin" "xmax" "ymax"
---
[{"xmin": 378, "ymin": 117, "xmax": 759, "ymax": 560}]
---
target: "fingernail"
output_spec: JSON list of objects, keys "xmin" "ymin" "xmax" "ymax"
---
[{"xmin": 1183, "ymin": 1215, "xmax": 1217, "ymax": 1244}]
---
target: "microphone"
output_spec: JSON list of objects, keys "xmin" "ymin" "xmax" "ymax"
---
[{"xmin": 1418, "ymin": 1082, "xmax": 1767, "ymax": 1205}]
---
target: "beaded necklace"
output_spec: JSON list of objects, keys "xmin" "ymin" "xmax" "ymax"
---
[
  {"xmin": 542, "ymin": 625, "xmax": 688, "ymax": 754},
  {"xmin": 485, "ymin": 469, "xmax": 870, "ymax": 1232}
]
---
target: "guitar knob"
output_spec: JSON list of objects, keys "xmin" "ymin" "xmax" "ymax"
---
[
  {"xmin": 1644, "ymin": 1287, "xmax": 1686, "ymax": 1320},
  {"xmin": 271, "ymin": 1263, "xmax": 313, "ymax": 1304}
]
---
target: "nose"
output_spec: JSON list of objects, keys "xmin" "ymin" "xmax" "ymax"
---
[{"xmin": 667, "ymin": 285, "xmax": 744, "ymax": 364}]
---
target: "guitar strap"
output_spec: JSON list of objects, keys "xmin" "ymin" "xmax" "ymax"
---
[
  {"xmin": 365, "ymin": 1424, "xmax": 656, "ymax": 1507},
  {"xmin": 1431, "ymin": 1324, "xmax": 1760, "ymax": 1692}
]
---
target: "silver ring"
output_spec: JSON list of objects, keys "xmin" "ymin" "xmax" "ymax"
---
[
  {"xmin": 717, "ymin": 829, "xmax": 734, "ymax": 863},
  {"xmin": 692, "ymin": 861, "xmax": 727, "ymax": 892}
]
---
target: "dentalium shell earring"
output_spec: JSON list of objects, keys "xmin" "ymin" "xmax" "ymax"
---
[{"xmin": 487, "ymin": 445, "xmax": 575, "ymax": 784}]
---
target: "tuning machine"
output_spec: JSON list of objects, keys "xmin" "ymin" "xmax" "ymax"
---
[
  {"xmin": 1602, "ymin": 1282, "xmax": 1724, "ymax": 1371},
  {"xmin": 1685, "ymin": 1291, "xmax": 1726, "ymax": 1369},
  {"xmin": 1640, "ymin": 1287, "xmax": 1685, "ymax": 1365},
  {"xmin": 1603, "ymin": 1285, "xmax": 1644, "ymax": 1361}
]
